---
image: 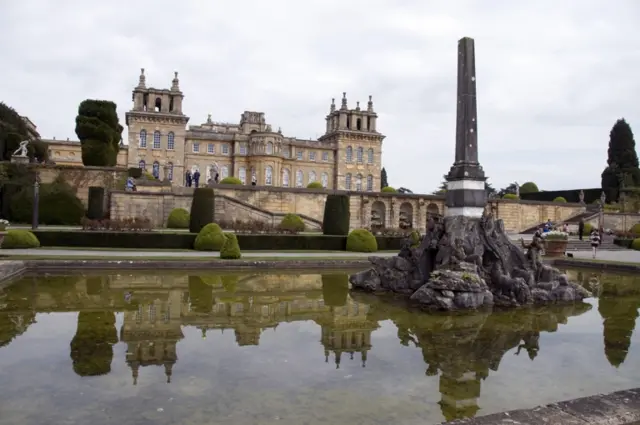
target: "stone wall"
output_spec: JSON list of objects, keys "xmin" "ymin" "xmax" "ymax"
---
[
  {"xmin": 584, "ymin": 212, "xmax": 640, "ymax": 232},
  {"xmin": 109, "ymin": 184, "xmax": 588, "ymax": 233}
]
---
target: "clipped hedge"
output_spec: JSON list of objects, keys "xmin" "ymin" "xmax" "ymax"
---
[
  {"xmin": 322, "ymin": 194, "xmax": 350, "ymax": 236},
  {"xmin": 220, "ymin": 233, "xmax": 241, "ymax": 259},
  {"xmin": 10, "ymin": 178, "xmax": 85, "ymax": 225},
  {"xmin": 307, "ymin": 182, "xmax": 323, "ymax": 189},
  {"xmin": 630, "ymin": 223, "xmax": 640, "ymax": 235},
  {"xmin": 615, "ymin": 238, "xmax": 635, "ymax": 249},
  {"xmin": 582, "ymin": 222, "xmax": 594, "ymax": 236},
  {"xmin": 346, "ymin": 228, "xmax": 378, "ymax": 252},
  {"xmin": 410, "ymin": 230, "xmax": 421, "ymax": 247},
  {"xmin": 502, "ymin": 193, "xmax": 519, "ymax": 200},
  {"xmin": 279, "ymin": 213, "xmax": 305, "ymax": 233},
  {"xmin": 381, "ymin": 186, "xmax": 397, "ymax": 193},
  {"xmin": 553, "ymin": 196, "xmax": 567, "ymax": 203},
  {"xmin": 219, "ymin": 177, "xmax": 242, "ymax": 185},
  {"xmin": 167, "ymin": 208, "xmax": 190, "ymax": 229},
  {"xmin": 1, "ymin": 229, "xmax": 40, "ymax": 249},
  {"xmin": 30, "ymin": 230, "xmax": 406, "ymax": 251},
  {"xmin": 194, "ymin": 223, "xmax": 226, "ymax": 251},
  {"xmin": 632, "ymin": 238, "xmax": 640, "ymax": 251},
  {"xmin": 189, "ymin": 188, "xmax": 214, "ymax": 233},
  {"xmin": 87, "ymin": 187, "xmax": 105, "ymax": 220}
]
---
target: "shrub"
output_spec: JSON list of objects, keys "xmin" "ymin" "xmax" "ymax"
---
[
  {"xmin": 321, "ymin": 274, "xmax": 349, "ymax": 307},
  {"xmin": 81, "ymin": 217, "xmax": 152, "ymax": 231},
  {"xmin": 630, "ymin": 223, "xmax": 640, "ymax": 235},
  {"xmin": 220, "ymin": 233, "xmax": 242, "ymax": 259},
  {"xmin": 1, "ymin": 229, "xmax": 40, "ymax": 249},
  {"xmin": 410, "ymin": 230, "xmax": 421, "ymax": 247},
  {"xmin": 632, "ymin": 238, "xmax": 640, "ymax": 251},
  {"xmin": 10, "ymin": 176, "xmax": 85, "ymax": 225},
  {"xmin": 75, "ymin": 99, "xmax": 123, "ymax": 166},
  {"xmin": 381, "ymin": 186, "xmax": 397, "ymax": 193},
  {"xmin": 279, "ymin": 213, "xmax": 305, "ymax": 234},
  {"xmin": 322, "ymin": 194, "xmax": 350, "ymax": 235},
  {"xmin": 219, "ymin": 177, "xmax": 242, "ymax": 185},
  {"xmin": 167, "ymin": 208, "xmax": 190, "ymax": 229},
  {"xmin": 194, "ymin": 223, "xmax": 226, "ymax": 251},
  {"xmin": 502, "ymin": 193, "xmax": 519, "ymax": 200},
  {"xmin": 189, "ymin": 188, "xmax": 215, "ymax": 233},
  {"xmin": 87, "ymin": 187, "xmax": 105, "ymax": 220},
  {"xmin": 520, "ymin": 182, "xmax": 539, "ymax": 193},
  {"xmin": 553, "ymin": 196, "xmax": 567, "ymax": 203},
  {"xmin": 582, "ymin": 222, "xmax": 594, "ymax": 236},
  {"xmin": 307, "ymin": 181, "xmax": 323, "ymax": 189},
  {"xmin": 346, "ymin": 228, "xmax": 378, "ymax": 252},
  {"xmin": 127, "ymin": 168, "xmax": 142, "ymax": 178}
]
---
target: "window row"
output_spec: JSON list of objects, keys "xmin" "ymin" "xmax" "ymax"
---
[
  {"xmin": 139, "ymin": 130, "xmax": 175, "ymax": 150},
  {"xmin": 139, "ymin": 160, "xmax": 174, "ymax": 181},
  {"xmin": 345, "ymin": 173, "xmax": 374, "ymax": 191},
  {"xmin": 283, "ymin": 147, "xmax": 331, "ymax": 162},
  {"xmin": 192, "ymin": 142, "xmax": 231, "ymax": 155},
  {"xmin": 345, "ymin": 146, "xmax": 374, "ymax": 164},
  {"xmin": 282, "ymin": 169, "xmax": 329, "ymax": 188}
]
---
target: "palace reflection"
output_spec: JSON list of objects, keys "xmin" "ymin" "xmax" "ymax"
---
[{"xmin": 0, "ymin": 271, "xmax": 640, "ymax": 421}]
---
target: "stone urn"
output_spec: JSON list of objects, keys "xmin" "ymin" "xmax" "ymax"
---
[{"xmin": 545, "ymin": 239, "xmax": 568, "ymax": 257}]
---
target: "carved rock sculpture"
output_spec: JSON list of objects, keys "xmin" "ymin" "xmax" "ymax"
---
[{"xmin": 349, "ymin": 213, "xmax": 591, "ymax": 311}]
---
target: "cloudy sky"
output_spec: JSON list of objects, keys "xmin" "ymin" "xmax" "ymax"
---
[{"xmin": 2, "ymin": 1, "xmax": 639, "ymax": 193}]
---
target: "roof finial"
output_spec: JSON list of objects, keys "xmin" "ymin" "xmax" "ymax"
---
[
  {"xmin": 330, "ymin": 98, "xmax": 335, "ymax": 113},
  {"xmin": 341, "ymin": 92, "xmax": 347, "ymax": 110},
  {"xmin": 171, "ymin": 71, "xmax": 180, "ymax": 91},
  {"xmin": 137, "ymin": 68, "xmax": 146, "ymax": 89},
  {"xmin": 207, "ymin": 114, "xmax": 212, "ymax": 124},
  {"xmin": 355, "ymin": 101, "xmax": 361, "ymax": 111},
  {"xmin": 367, "ymin": 95, "xmax": 374, "ymax": 112}
]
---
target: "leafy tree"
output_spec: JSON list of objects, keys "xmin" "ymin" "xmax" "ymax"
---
[
  {"xmin": 520, "ymin": 181, "xmax": 539, "ymax": 193},
  {"xmin": 75, "ymin": 99, "xmax": 123, "ymax": 166},
  {"xmin": 601, "ymin": 118, "xmax": 640, "ymax": 202},
  {"xmin": 397, "ymin": 187, "xmax": 413, "ymax": 194},
  {"xmin": 380, "ymin": 167, "xmax": 388, "ymax": 188},
  {"xmin": 0, "ymin": 102, "xmax": 48, "ymax": 162},
  {"xmin": 433, "ymin": 174, "xmax": 496, "ymax": 197},
  {"xmin": 498, "ymin": 182, "xmax": 519, "ymax": 198}
]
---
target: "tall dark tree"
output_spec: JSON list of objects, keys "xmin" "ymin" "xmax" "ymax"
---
[
  {"xmin": 75, "ymin": 99, "xmax": 123, "ymax": 166},
  {"xmin": 433, "ymin": 174, "xmax": 496, "ymax": 198},
  {"xmin": 70, "ymin": 311, "xmax": 118, "ymax": 376},
  {"xmin": 380, "ymin": 167, "xmax": 388, "ymax": 188},
  {"xmin": 498, "ymin": 182, "xmax": 519, "ymax": 198},
  {"xmin": 601, "ymin": 118, "xmax": 640, "ymax": 202},
  {"xmin": 0, "ymin": 102, "xmax": 48, "ymax": 162}
]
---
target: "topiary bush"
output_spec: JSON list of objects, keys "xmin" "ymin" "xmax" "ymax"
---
[
  {"xmin": 193, "ymin": 223, "xmax": 226, "ymax": 251},
  {"xmin": 630, "ymin": 223, "xmax": 640, "ymax": 235},
  {"xmin": 219, "ymin": 177, "xmax": 242, "ymax": 185},
  {"xmin": 346, "ymin": 228, "xmax": 378, "ymax": 252},
  {"xmin": 307, "ymin": 181, "xmax": 323, "ymax": 189},
  {"xmin": 279, "ymin": 213, "xmax": 305, "ymax": 233},
  {"xmin": 1, "ymin": 229, "xmax": 40, "ymax": 249},
  {"xmin": 10, "ymin": 176, "xmax": 85, "ymax": 225},
  {"xmin": 502, "ymin": 193, "xmax": 519, "ymax": 200},
  {"xmin": 322, "ymin": 194, "xmax": 350, "ymax": 235},
  {"xmin": 632, "ymin": 238, "xmax": 640, "ymax": 251},
  {"xmin": 553, "ymin": 196, "xmax": 567, "ymax": 203},
  {"xmin": 381, "ymin": 186, "xmax": 397, "ymax": 193},
  {"xmin": 220, "ymin": 233, "xmax": 242, "ymax": 259},
  {"xmin": 127, "ymin": 167, "xmax": 142, "ymax": 178},
  {"xmin": 189, "ymin": 188, "xmax": 215, "ymax": 233},
  {"xmin": 520, "ymin": 182, "xmax": 539, "ymax": 193},
  {"xmin": 583, "ymin": 222, "xmax": 594, "ymax": 236},
  {"xmin": 321, "ymin": 274, "xmax": 349, "ymax": 307},
  {"xmin": 410, "ymin": 230, "xmax": 421, "ymax": 247},
  {"xmin": 87, "ymin": 187, "xmax": 105, "ymax": 220},
  {"xmin": 167, "ymin": 208, "xmax": 190, "ymax": 229}
]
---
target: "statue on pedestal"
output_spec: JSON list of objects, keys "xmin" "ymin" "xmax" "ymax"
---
[{"xmin": 13, "ymin": 140, "xmax": 30, "ymax": 157}]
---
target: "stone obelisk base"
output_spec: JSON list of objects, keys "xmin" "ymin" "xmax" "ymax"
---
[{"xmin": 11, "ymin": 155, "xmax": 29, "ymax": 165}]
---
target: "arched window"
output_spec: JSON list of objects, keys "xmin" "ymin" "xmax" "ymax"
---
[
  {"xmin": 356, "ymin": 118, "xmax": 362, "ymax": 131},
  {"xmin": 167, "ymin": 132, "xmax": 175, "ymax": 150},
  {"xmin": 367, "ymin": 148, "xmax": 374, "ymax": 164},
  {"xmin": 308, "ymin": 170, "xmax": 316, "ymax": 183},
  {"xmin": 356, "ymin": 147, "xmax": 363, "ymax": 163},
  {"xmin": 153, "ymin": 131, "xmax": 161, "ymax": 149},
  {"xmin": 345, "ymin": 173, "xmax": 352, "ymax": 190},
  {"xmin": 139, "ymin": 130, "xmax": 147, "ymax": 148},
  {"xmin": 346, "ymin": 146, "xmax": 353, "ymax": 162},
  {"xmin": 295, "ymin": 170, "xmax": 303, "ymax": 188},
  {"xmin": 282, "ymin": 169, "xmax": 290, "ymax": 187},
  {"xmin": 266, "ymin": 142, "xmax": 273, "ymax": 155},
  {"xmin": 154, "ymin": 97, "xmax": 162, "ymax": 112},
  {"xmin": 152, "ymin": 161, "xmax": 160, "ymax": 179},
  {"xmin": 356, "ymin": 174, "xmax": 363, "ymax": 191},
  {"xmin": 321, "ymin": 172, "xmax": 329, "ymax": 188},
  {"xmin": 168, "ymin": 162, "xmax": 174, "ymax": 181},
  {"xmin": 239, "ymin": 167, "xmax": 247, "ymax": 184},
  {"xmin": 265, "ymin": 166, "xmax": 273, "ymax": 185},
  {"xmin": 138, "ymin": 159, "xmax": 146, "ymax": 170},
  {"xmin": 366, "ymin": 174, "xmax": 373, "ymax": 191},
  {"xmin": 221, "ymin": 165, "xmax": 229, "ymax": 179}
]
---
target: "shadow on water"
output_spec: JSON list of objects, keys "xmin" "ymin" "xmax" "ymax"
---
[{"xmin": 0, "ymin": 269, "xmax": 638, "ymax": 424}]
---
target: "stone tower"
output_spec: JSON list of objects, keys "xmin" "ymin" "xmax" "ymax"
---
[
  {"xmin": 318, "ymin": 93, "xmax": 385, "ymax": 191},
  {"xmin": 125, "ymin": 69, "xmax": 190, "ymax": 183}
]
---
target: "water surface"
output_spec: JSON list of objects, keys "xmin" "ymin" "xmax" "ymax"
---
[{"xmin": 0, "ymin": 270, "xmax": 639, "ymax": 425}]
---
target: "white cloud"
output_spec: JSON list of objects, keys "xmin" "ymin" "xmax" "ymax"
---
[{"xmin": 2, "ymin": 0, "xmax": 640, "ymax": 192}]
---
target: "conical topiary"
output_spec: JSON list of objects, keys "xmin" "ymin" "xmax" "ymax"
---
[{"xmin": 220, "ymin": 233, "xmax": 241, "ymax": 259}]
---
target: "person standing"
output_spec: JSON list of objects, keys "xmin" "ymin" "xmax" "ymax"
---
[
  {"xmin": 590, "ymin": 228, "xmax": 601, "ymax": 259},
  {"xmin": 193, "ymin": 169, "xmax": 201, "ymax": 188},
  {"xmin": 578, "ymin": 219, "xmax": 584, "ymax": 241},
  {"xmin": 185, "ymin": 170, "xmax": 192, "ymax": 187}
]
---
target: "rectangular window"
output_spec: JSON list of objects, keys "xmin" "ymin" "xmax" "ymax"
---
[
  {"xmin": 296, "ymin": 150, "xmax": 303, "ymax": 160},
  {"xmin": 222, "ymin": 144, "xmax": 229, "ymax": 155},
  {"xmin": 283, "ymin": 147, "xmax": 290, "ymax": 158},
  {"xmin": 192, "ymin": 142, "xmax": 200, "ymax": 153},
  {"xmin": 322, "ymin": 152, "xmax": 329, "ymax": 162},
  {"xmin": 239, "ymin": 144, "xmax": 247, "ymax": 155},
  {"xmin": 207, "ymin": 143, "xmax": 215, "ymax": 154},
  {"xmin": 309, "ymin": 151, "xmax": 316, "ymax": 161}
]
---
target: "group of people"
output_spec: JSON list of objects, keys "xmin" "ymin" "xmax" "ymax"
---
[
  {"xmin": 185, "ymin": 169, "xmax": 203, "ymax": 188},
  {"xmin": 533, "ymin": 218, "xmax": 602, "ymax": 259}
]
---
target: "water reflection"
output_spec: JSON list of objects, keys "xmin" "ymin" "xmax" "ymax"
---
[{"xmin": 0, "ymin": 270, "xmax": 638, "ymax": 424}]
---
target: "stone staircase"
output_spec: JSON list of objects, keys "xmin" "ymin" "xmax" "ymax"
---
[{"xmin": 566, "ymin": 236, "xmax": 626, "ymax": 251}]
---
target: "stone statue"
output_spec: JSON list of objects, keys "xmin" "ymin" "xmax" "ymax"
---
[
  {"xmin": 13, "ymin": 140, "xmax": 29, "ymax": 157},
  {"xmin": 211, "ymin": 162, "xmax": 219, "ymax": 174},
  {"xmin": 515, "ymin": 182, "xmax": 520, "ymax": 198},
  {"xmin": 579, "ymin": 189, "xmax": 585, "ymax": 204}
]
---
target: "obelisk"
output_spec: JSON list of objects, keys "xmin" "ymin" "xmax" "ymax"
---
[{"xmin": 445, "ymin": 37, "xmax": 487, "ymax": 218}]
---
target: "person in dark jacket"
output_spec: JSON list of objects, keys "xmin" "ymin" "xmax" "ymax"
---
[
  {"xmin": 185, "ymin": 170, "xmax": 192, "ymax": 187},
  {"xmin": 578, "ymin": 219, "xmax": 584, "ymax": 241},
  {"xmin": 193, "ymin": 170, "xmax": 201, "ymax": 188}
]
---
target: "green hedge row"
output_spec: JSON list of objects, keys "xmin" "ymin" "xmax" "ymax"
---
[
  {"xmin": 31, "ymin": 231, "xmax": 405, "ymax": 251},
  {"xmin": 614, "ymin": 238, "xmax": 634, "ymax": 249}
]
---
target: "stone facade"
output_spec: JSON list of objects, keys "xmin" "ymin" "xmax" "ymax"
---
[
  {"xmin": 109, "ymin": 185, "xmax": 588, "ymax": 233},
  {"xmin": 42, "ymin": 69, "xmax": 385, "ymax": 193}
]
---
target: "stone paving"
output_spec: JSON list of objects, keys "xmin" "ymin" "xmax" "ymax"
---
[{"xmin": 569, "ymin": 249, "xmax": 640, "ymax": 263}]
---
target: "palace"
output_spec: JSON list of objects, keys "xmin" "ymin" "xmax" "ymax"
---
[{"xmin": 44, "ymin": 69, "xmax": 386, "ymax": 191}]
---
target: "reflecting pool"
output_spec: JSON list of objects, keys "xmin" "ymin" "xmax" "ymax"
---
[{"xmin": 0, "ymin": 269, "xmax": 639, "ymax": 425}]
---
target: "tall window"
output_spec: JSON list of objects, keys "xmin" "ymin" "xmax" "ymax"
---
[
  {"xmin": 265, "ymin": 166, "xmax": 273, "ymax": 185},
  {"xmin": 296, "ymin": 150, "xmax": 303, "ymax": 160},
  {"xmin": 222, "ymin": 144, "xmax": 229, "ymax": 155},
  {"xmin": 367, "ymin": 148, "xmax": 374, "ymax": 164},
  {"xmin": 309, "ymin": 151, "xmax": 316, "ymax": 161},
  {"xmin": 152, "ymin": 161, "xmax": 160, "ymax": 178},
  {"xmin": 139, "ymin": 130, "xmax": 147, "ymax": 148},
  {"xmin": 193, "ymin": 142, "xmax": 200, "ymax": 153},
  {"xmin": 321, "ymin": 172, "xmax": 329, "ymax": 188},
  {"xmin": 296, "ymin": 170, "xmax": 303, "ymax": 187},
  {"xmin": 153, "ymin": 131, "xmax": 161, "ymax": 149},
  {"xmin": 356, "ymin": 174, "xmax": 363, "ymax": 191},
  {"xmin": 167, "ymin": 132, "xmax": 175, "ymax": 150},
  {"xmin": 366, "ymin": 174, "xmax": 373, "ymax": 191},
  {"xmin": 346, "ymin": 146, "xmax": 353, "ymax": 162},
  {"xmin": 239, "ymin": 167, "xmax": 246, "ymax": 184},
  {"xmin": 356, "ymin": 147, "xmax": 363, "ymax": 163},
  {"xmin": 322, "ymin": 152, "xmax": 329, "ymax": 162},
  {"xmin": 283, "ymin": 146, "xmax": 290, "ymax": 158},
  {"xmin": 282, "ymin": 169, "xmax": 290, "ymax": 187},
  {"xmin": 308, "ymin": 171, "xmax": 316, "ymax": 183},
  {"xmin": 240, "ymin": 144, "xmax": 247, "ymax": 155},
  {"xmin": 208, "ymin": 143, "xmax": 215, "ymax": 154},
  {"xmin": 168, "ymin": 162, "xmax": 174, "ymax": 181},
  {"xmin": 345, "ymin": 173, "xmax": 352, "ymax": 190},
  {"xmin": 138, "ymin": 159, "xmax": 146, "ymax": 170},
  {"xmin": 221, "ymin": 165, "xmax": 229, "ymax": 178},
  {"xmin": 266, "ymin": 142, "xmax": 273, "ymax": 155}
]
